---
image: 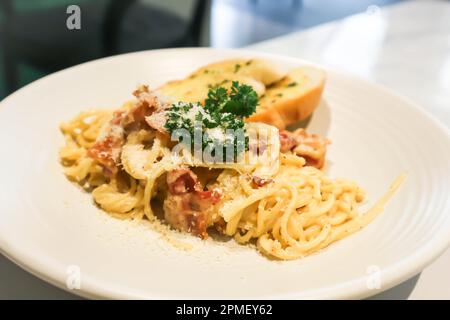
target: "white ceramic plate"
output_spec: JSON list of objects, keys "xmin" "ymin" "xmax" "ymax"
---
[{"xmin": 0, "ymin": 48, "xmax": 449, "ymax": 299}]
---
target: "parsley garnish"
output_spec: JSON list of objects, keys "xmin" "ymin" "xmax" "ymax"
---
[
  {"xmin": 205, "ymin": 81, "xmax": 257, "ymax": 117},
  {"xmin": 287, "ymin": 81, "xmax": 298, "ymax": 87},
  {"xmin": 164, "ymin": 81, "xmax": 258, "ymax": 162}
]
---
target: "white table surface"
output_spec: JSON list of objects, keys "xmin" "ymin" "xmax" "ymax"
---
[{"xmin": 1, "ymin": 0, "xmax": 449, "ymax": 300}]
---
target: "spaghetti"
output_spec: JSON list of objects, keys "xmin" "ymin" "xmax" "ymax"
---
[{"xmin": 59, "ymin": 86, "xmax": 404, "ymax": 260}]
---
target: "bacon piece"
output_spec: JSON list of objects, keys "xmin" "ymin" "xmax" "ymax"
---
[
  {"xmin": 111, "ymin": 110, "xmax": 126, "ymax": 125},
  {"xmin": 130, "ymin": 102, "xmax": 153, "ymax": 125},
  {"xmin": 279, "ymin": 131, "xmax": 298, "ymax": 152},
  {"xmin": 252, "ymin": 176, "xmax": 274, "ymax": 187},
  {"xmin": 87, "ymin": 136, "xmax": 121, "ymax": 175},
  {"xmin": 279, "ymin": 129, "xmax": 330, "ymax": 169},
  {"xmin": 145, "ymin": 111, "xmax": 167, "ymax": 134},
  {"xmin": 123, "ymin": 88, "xmax": 154, "ymax": 128},
  {"xmin": 133, "ymin": 85, "xmax": 149, "ymax": 98},
  {"xmin": 130, "ymin": 85, "xmax": 169, "ymax": 133},
  {"xmin": 87, "ymin": 110, "xmax": 125, "ymax": 175},
  {"xmin": 163, "ymin": 169, "xmax": 221, "ymax": 238},
  {"xmin": 292, "ymin": 128, "xmax": 330, "ymax": 169},
  {"xmin": 123, "ymin": 85, "xmax": 171, "ymax": 129},
  {"xmin": 166, "ymin": 169, "xmax": 199, "ymax": 195},
  {"xmin": 88, "ymin": 86, "xmax": 173, "ymax": 175}
]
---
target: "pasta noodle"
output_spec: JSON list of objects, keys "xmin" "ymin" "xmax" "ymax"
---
[{"xmin": 59, "ymin": 94, "xmax": 404, "ymax": 260}]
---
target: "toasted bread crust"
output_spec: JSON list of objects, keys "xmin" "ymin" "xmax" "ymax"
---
[
  {"xmin": 157, "ymin": 60, "xmax": 326, "ymax": 129},
  {"xmin": 248, "ymin": 79, "xmax": 325, "ymax": 129}
]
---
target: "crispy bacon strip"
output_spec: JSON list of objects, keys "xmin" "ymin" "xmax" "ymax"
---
[
  {"xmin": 145, "ymin": 111, "xmax": 167, "ymax": 134},
  {"xmin": 279, "ymin": 129, "xmax": 330, "ymax": 169},
  {"xmin": 164, "ymin": 169, "xmax": 221, "ymax": 238},
  {"xmin": 125, "ymin": 85, "xmax": 167, "ymax": 129},
  {"xmin": 252, "ymin": 176, "xmax": 274, "ymax": 188},
  {"xmin": 279, "ymin": 131, "xmax": 298, "ymax": 153},
  {"xmin": 133, "ymin": 85, "xmax": 169, "ymax": 133},
  {"xmin": 87, "ymin": 110, "xmax": 126, "ymax": 175},
  {"xmin": 87, "ymin": 86, "xmax": 171, "ymax": 175},
  {"xmin": 166, "ymin": 169, "xmax": 199, "ymax": 194}
]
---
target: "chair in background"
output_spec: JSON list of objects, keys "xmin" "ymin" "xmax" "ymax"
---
[{"xmin": 0, "ymin": 0, "xmax": 208, "ymax": 95}]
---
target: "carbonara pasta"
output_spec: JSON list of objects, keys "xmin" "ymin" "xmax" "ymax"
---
[{"xmin": 59, "ymin": 85, "xmax": 404, "ymax": 260}]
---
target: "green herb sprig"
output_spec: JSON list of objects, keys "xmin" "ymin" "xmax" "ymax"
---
[{"xmin": 164, "ymin": 81, "xmax": 258, "ymax": 161}]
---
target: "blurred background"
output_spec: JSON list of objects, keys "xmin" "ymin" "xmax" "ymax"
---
[{"xmin": 0, "ymin": 0, "xmax": 405, "ymax": 99}]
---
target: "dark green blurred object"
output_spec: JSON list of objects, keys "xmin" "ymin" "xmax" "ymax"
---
[{"xmin": 0, "ymin": 0, "xmax": 207, "ymax": 98}]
